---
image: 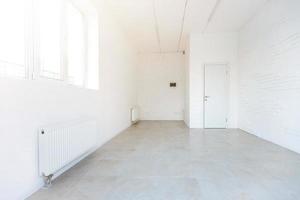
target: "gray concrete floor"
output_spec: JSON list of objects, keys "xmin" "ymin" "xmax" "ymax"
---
[{"xmin": 29, "ymin": 121, "xmax": 300, "ymax": 200}]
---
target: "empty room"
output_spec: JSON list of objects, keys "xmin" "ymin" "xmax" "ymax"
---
[{"xmin": 1, "ymin": 0, "xmax": 300, "ymax": 199}]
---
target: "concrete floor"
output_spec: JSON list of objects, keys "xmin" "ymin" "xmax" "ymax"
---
[{"xmin": 29, "ymin": 121, "xmax": 300, "ymax": 200}]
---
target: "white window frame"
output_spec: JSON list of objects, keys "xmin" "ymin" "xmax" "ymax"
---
[
  {"xmin": 34, "ymin": 0, "xmax": 65, "ymax": 81},
  {"xmin": 0, "ymin": 0, "xmax": 32, "ymax": 80},
  {"xmin": 63, "ymin": 0, "xmax": 98, "ymax": 90},
  {"xmin": 65, "ymin": 1, "xmax": 88, "ymax": 87},
  {"xmin": 0, "ymin": 0, "xmax": 98, "ymax": 90}
]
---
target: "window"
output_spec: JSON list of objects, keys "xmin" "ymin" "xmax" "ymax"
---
[
  {"xmin": 86, "ymin": 16, "xmax": 99, "ymax": 90},
  {"xmin": 65, "ymin": 1, "xmax": 99, "ymax": 89},
  {"xmin": 0, "ymin": 0, "xmax": 26, "ymax": 78},
  {"xmin": 38, "ymin": 0, "xmax": 63, "ymax": 79},
  {"xmin": 0, "ymin": 0, "xmax": 99, "ymax": 90},
  {"xmin": 66, "ymin": 2, "xmax": 86, "ymax": 86}
]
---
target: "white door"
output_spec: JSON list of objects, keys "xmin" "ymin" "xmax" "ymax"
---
[{"xmin": 204, "ymin": 64, "xmax": 228, "ymax": 128}]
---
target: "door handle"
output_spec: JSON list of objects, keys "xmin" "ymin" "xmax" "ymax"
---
[{"xmin": 204, "ymin": 96, "xmax": 210, "ymax": 101}]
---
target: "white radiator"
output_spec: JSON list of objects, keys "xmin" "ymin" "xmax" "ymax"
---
[
  {"xmin": 38, "ymin": 119, "xmax": 97, "ymax": 184},
  {"xmin": 131, "ymin": 106, "xmax": 139, "ymax": 124}
]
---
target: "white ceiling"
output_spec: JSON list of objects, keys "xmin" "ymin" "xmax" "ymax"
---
[{"xmin": 104, "ymin": 0, "xmax": 267, "ymax": 53}]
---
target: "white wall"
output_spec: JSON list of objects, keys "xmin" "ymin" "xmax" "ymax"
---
[
  {"xmin": 137, "ymin": 53, "xmax": 185, "ymax": 120},
  {"xmin": 0, "ymin": 1, "xmax": 137, "ymax": 199},
  {"xmin": 188, "ymin": 33, "xmax": 239, "ymax": 128},
  {"xmin": 184, "ymin": 42, "xmax": 190, "ymax": 126},
  {"xmin": 238, "ymin": 0, "xmax": 300, "ymax": 153}
]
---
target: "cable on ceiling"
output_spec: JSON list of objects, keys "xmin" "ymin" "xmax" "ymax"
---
[
  {"xmin": 139, "ymin": 50, "xmax": 185, "ymax": 54},
  {"xmin": 152, "ymin": 0, "xmax": 162, "ymax": 52},
  {"xmin": 177, "ymin": 0, "xmax": 189, "ymax": 52},
  {"xmin": 202, "ymin": 0, "xmax": 222, "ymax": 33}
]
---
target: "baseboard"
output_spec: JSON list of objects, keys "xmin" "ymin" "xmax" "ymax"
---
[{"xmin": 238, "ymin": 128, "xmax": 300, "ymax": 155}]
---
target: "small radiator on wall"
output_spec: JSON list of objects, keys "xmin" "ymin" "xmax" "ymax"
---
[
  {"xmin": 131, "ymin": 106, "xmax": 139, "ymax": 124},
  {"xmin": 38, "ymin": 119, "xmax": 97, "ymax": 186}
]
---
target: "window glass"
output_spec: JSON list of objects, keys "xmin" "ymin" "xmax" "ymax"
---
[
  {"xmin": 86, "ymin": 16, "xmax": 99, "ymax": 90},
  {"xmin": 39, "ymin": 0, "xmax": 62, "ymax": 79},
  {"xmin": 0, "ymin": 0, "xmax": 26, "ymax": 78},
  {"xmin": 67, "ymin": 2, "xmax": 85, "ymax": 86}
]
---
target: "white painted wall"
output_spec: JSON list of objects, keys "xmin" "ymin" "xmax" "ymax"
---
[
  {"xmin": 238, "ymin": 0, "xmax": 300, "ymax": 153},
  {"xmin": 137, "ymin": 53, "xmax": 185, "ymax": 120},
  {"xmin": 0, "ymin": 1, "xmax": 137, "ymax": 199},
  {"xmin": 188, "ymin": 33, "xmax": 239, "ymax": 128},
  {"xmin": 184, "ymin": 42, "xmax": 190, "ymax": 126}
]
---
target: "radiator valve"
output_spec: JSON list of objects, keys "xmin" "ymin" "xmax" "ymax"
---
[{"xmin": 42, "ymin": 173, "xmax": 53, "ymax": 188}]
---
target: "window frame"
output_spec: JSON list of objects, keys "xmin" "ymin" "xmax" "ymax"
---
[
  {"xmin": 65, "ymin": 1, "xmax": 88, "ymax": 87},
  {"xmin": 0, "ymin": 0, "xmax": 31, "ymax": 80},
  {"xmin": 0, "ymin": 0, "xmax": 98, "ymax": 90},
  {"xmin": 35, "ymin": 0, "xmax": 65, "ymax": 81}
]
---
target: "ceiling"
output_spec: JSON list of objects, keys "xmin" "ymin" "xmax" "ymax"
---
[{"xmin": 104, "ymin": 0, "xmax": 267, "ymax": 53}]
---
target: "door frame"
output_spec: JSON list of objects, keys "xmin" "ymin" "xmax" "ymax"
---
[{"xmin": 203, "ymin": 62, "xmax": 230, "ymax": 129}]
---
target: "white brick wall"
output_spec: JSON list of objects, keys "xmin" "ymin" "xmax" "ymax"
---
[{"xmin": 238, "ymin": 0, "xmax": 300, "ymax": 153}]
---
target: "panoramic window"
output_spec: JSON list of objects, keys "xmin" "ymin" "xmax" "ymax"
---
[
  {"xmin": 0, "ymin": 0, "xmax": 99, "ymax": 90},
  {"xmin": 66, "ymin": 2, "xmax": 86, "ymax": 86},
  {"xmin": 38, "ymin": 0, "xmax": 63, "ymax": 79},
  {"xmin": 0, "ymin": 0, "xmax": 26, "ymax": 79}
]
